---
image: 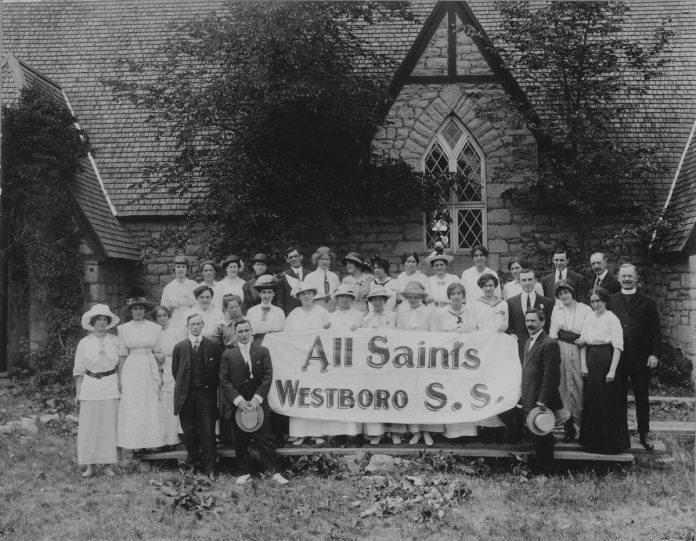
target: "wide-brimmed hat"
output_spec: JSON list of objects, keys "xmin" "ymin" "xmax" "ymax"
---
[
  {"xmin": 401, "ymin": 281, "xmax": 428, "ymax": 297},
  {"xmin": 367, "ymin": 286, "xmax": 391, "ymax": 301},
  {"xmin": 250, "ymin": 253, "xmax": 270, "ymax": 265},
  {"xmin": 254, "ymin": 274, "xmax": 279, "ymax": 291},
  {"xmin": 331, "ymin": 283, "xmax": 356, "ymax": 301},
  {"xmin": 81, "ymin": 304, "xmax": 120, "ymax": 331},
  {"xmin": 293, "ymin": 282, "xmax": 318, "ymax": 298},
  {"xmin": 221, "ymin": 254, "xmax": 243, "ymax": 270},
  {"xmin": 425, "ymin": 248, "xmax": 453, "ymax": 265},
  {"xmin": 526, "ymin": 407, "xmax": 557, "ymax": 436},
  {"xmin": 341, "ymin": 252, "xmax": 371, "ymax": 271},
  {"xmin": 235, "ymin": 405, "xmax": 264, "ymax": 433},
  {"xmin": 125, "ymin": 287, "xmax": 153, "ymax": 311},
  {"xmin": 173, "ymin": 255, "xmax": 190, "ymax": 267},
  {"xmin": 311, "ymin": 246, "xmax": 335, "ymax": 267}
]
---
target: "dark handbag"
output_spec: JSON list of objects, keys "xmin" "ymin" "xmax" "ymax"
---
[{"xmin": 557, "ymin": 328, "xmax": 581, "ymax": 344}]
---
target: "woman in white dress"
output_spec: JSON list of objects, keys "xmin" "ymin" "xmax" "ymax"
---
[
  {"xmin": 284, "ymin": 282, "xmax": 331, "ymax": 446},
  {"xmin": 472, "ymin": 274, "xmax": 508, "ymax": 439},
  {"xmin": 160, "ymin": 255, "xmax": 198, "ymax": 330},
  {"xmin": 117, "ymin": 289, "xmax": 166, "ymax": 452},
  {"xmin": 549, "ymin": 281, "xmax": 592, "ymax": 442},
  {"xmin": 305, "ymin": 246, "xmax": 340, "ymax": 313},
  {"xmin": 395, "ymin": 281, "xmax": 443, "ymax": 446},
  {"xmin": 213, "ymin": 255, "xmax": 246, "ymax": 312},
  {"xmin": 340, "ymin": 252, "xmax": 374, "ymax": 314},
  {"xmin": 461, "ymin": 245, "xmax": 501, "ymax": 302},
  {"xmin": 245, "ymin": 275, "xmax": 286, "ymax": 343},
  {"xmin": 73, "ymin": 304, "xmax": 121, "ymax": 477},
  {"xmin": 184, "ymin": 285, "xmax": 224, "ymax": 339},
  {"xmin": 362, "ymin": 287, "xmax": 400, "ymax": 445},
  {"xmin": 153, "ymin": 305, "xmax": 186, "ymax": 448},
  {"xmin": 368, "ymin": 257, "xmax": 399, "ymax": 312},
  {"xmin": 425, "ymin": 247, "xmax": 461, "ymax": 308},
  {"xmin": 502, "ymin": 257, "xmax": 544, "ymax": 300},
  {"xmin": 431, "ymin": 283, "xmax": 479, "ymax": 441},
  {"xmin": 395, "ymin": 251, "xmax": 432, "ymax": 312}
]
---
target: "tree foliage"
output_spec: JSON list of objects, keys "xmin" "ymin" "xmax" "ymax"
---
[
  {"xmin": 483, "ymin": 1, "xmax": 672, "ymax": 225},
  {"xmin": 2, "ymin": 86, "xmax": 90, "ymax": 384},
  {"xmin": 107, "ymin": 0, "xmax": 442, "ymax": 256}
]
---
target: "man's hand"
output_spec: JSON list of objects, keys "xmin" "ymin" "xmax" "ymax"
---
[
  {"xmin": 647, "ymin": 355, "xmax": 658, "ymax": 369},
  {"xmin": 249, "ymin": 396, "xmax": 260, "ymax": 410}
]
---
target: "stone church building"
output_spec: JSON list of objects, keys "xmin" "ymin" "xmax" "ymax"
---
[{"xmin": 1, "ymin": 0, "xmax": 695, "ymax": 374}]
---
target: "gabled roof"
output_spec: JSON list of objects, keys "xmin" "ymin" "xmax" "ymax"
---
[
  {"xmin": 2, "ymin": 53, "xmax": 139, "ymax": 261},
  {"xmin": 655, "ymin": 116, "xmax": 696, "ymax": 254},
  {"xmin": 2, "ymin": 0, "xmax": 695, "ymax": 220}
]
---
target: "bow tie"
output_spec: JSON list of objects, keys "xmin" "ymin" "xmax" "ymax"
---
[
  {"xmin": 261, "ymin": 306, "xmax": 271, "ymax": 312},
  {"xmin": 437, "ymin": 280, "xmax": 446, "ymax": 286}
]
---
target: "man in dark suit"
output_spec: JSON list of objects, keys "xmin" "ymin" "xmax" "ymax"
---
[
  {"xmin": 521, "ymin": 307, "xmax": 562, "ymax": 474},
  {"xmin": 219, "ymin": 319, "xmax": 288, "ymax": 485},
  {"xmin": 541, "ymin": 246, "xmax": 584, "ymax": 300},
  {"xmin": 276, "ymin": 247, "xmax": 311, "ymax": 315},
  {"xmin": 608, "ymin": 263, "xmax": 661, "ymax": 450},
  {"xmin": 172, "ymin": 313, "xmax": 222, "ymax": 478},
  {"xmin": 507, "ymin": 268, "xmax": 554, "ymax": 362},
  {"xmin": 581, "ymin": 251, "xmax": 620, "ymax": 303}
]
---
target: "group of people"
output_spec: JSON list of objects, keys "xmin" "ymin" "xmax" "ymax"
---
[{"xmin": 73, "ymin": 243, "xmax": 661, "ymax": 478}]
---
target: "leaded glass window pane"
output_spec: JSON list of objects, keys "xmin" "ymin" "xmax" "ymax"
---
[
  {"xmin": 457, "ymin": 209, "xmax": 484, "ymax": 249},
  {"xmin": 455, "ymin": 142, "xmax": 482, "ymax": 202},
  {"xmin": 425, "ymin": 210, "xmax": 452, "ymax": 249},
  {"xmin": 442, "ymin": 119, "xmax": 463, "ymax": 150},
  {"xmin": 424, "ymin": 143, "xmax": 449, "ymax": 174}
]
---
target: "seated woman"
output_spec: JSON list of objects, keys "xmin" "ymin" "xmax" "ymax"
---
[
  {"xmin": 74, "ymin": 304, "xmax": 121, "ymax": 477},
  {"xmin": 395, "ymin": 281, "xmax": 443, "ymax": 446},
  {"xmin": 577, "ymin": 287, "xmax": 630, "ymax": 454},
  {"xmin": 285, "ymin": 282, "xmax": 331, "ymax": 446}
]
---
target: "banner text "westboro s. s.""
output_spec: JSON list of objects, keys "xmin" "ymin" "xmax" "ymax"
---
[{"xmin": 264, "ymin": 329, "xmax": 521, "ymax": 424}]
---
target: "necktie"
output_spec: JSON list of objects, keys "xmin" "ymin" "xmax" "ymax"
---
[
  {"xmin": 596, "ymin": 276, "xmax": 601, "ymax": 288},
  {"xmin": 324, "ymin": 271, "xmax": 330, "ymax": 296},
  {"xmin": 527, "ymin": 337, "xmax": 533, "ymax": 352},
  {"xmin": 557, "ymin": 270, "xmax": 562, "ymax": 282},
  {"xmin": 261, "ymin": 306, "xmax": 271, "ymax": 322},
  {"xmin": 526, "ymin": 295, "xmax": 531, "ymax": 311},
  {"xmin": 193, "ymin": 339, "xmax": 200, "ymax": 352},
  {"xmin": 243, "ymin": 346, "xmax": 253, "ymax": 378}
]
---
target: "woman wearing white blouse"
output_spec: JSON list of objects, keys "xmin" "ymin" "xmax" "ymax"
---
[
  {"xmin": 74, "ymin": 304, "xmax": 121, "ymax": 477},
  {"xmin": 305, "ymin": 246, "xmax": 340, "ymax": 313},
  {"xmin": 184, "ymin": 285, "xmax": 224, "ymax": 339},
  {"xmin": 549, "ymin": 281, "xmax": 592, "ymax": 442},
  {"xmin": 198, "ymin": 260, "xmax": 219, "ymax": 289},
  {"xmin": 576, "ymin": 287, "xmax": 630, "ymax": 454},
  {"xmin": 395, "ymin": 251, "xmax": 432, "ymax": 312},
  {"xmin": 461, "ymin": 245, "xmax": 501, "ymax": 302},
  {"xmin": 425, "ymin": 247, "xmax": 461, "ymax": 307},
  {"xmin": 245, "ymin": 275, "xmax": 286, "ymax": 343},
  {"xmin": 368, "ymin": 257, "xmax": 399, "ymax": 312},
  {"xmin": 340, "ymin": 252, "xmax": 374, "ymax": 314},
  {"xmin": 213, "ymin": 255, "xmax": 246, "ymax": 312}
]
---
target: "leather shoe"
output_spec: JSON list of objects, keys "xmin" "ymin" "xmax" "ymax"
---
[
  {"xmin": 235, "ymin": 474, "xmax": 251, "ymax": 485},
  {"xmin": 639, "ymin": 434, "xmax": 654, "ymax": 451},
  {"xmin": 272, "ymin": 473, "xmax": 289, "ymax": 485}
]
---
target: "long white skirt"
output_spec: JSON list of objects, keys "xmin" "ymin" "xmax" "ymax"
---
[
  {"xmin": 117, "ymin": 352, "xmax": 166, "ymax": 449},
  {"xmin": 289, "ymin": 418, "xmax": 361, "ymax": 437},
  {"xmin": 77, "ymin": 399, "xmax": 119, "ymax": 464}
]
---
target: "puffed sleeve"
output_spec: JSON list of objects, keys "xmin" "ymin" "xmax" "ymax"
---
[
  {"xmin": 73, "ymin": 337, "xmax": 88, "ymax": 377},
  {"xmin": 549, "ymin": 306, "xmax": 561, "ymax": 338},
  {"xmin": 118, "ymin": 325, "xmax": 128, "ymax": 356},
  {"xmin": 609, "ymin": 313, "xmax": 624, "ymax": 351}
]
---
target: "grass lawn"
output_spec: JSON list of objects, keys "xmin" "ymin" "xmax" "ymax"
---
[{"xmin": 0, "ymin": 387, "xmax": 693, "ymax": 541}]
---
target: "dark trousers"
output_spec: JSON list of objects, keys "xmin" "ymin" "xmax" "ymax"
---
[
  {"xmin": 532, "ymin": 433, "xmax": 555, "ymax": 474},
  {"xmin": 179, "ymin": 388, "xmax": 217, "ymax": 472},
  {"xmin": 232, "ymin": 403, "xmax": 278, "ymax": 476},
  {"xmin": 621, "ymin": 362, "xmax": 651, "ymax": 435}
]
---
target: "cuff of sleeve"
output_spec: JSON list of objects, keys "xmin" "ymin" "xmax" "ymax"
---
[
  {"xmin": 233, "ymin": 397, "xmax": 243, "ymax": 407},
  {"xmin": 254, "ymin": 394, "xmax": 263, "ymax": 405}
]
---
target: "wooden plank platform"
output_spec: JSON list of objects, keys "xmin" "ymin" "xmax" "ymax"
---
[
  {"xmin": 628, "ymin": 421, "xmax": 695, "ymax": 435},
  {"xmin": 141, "ymin": 439, "xmax": 668, "ymax": 464}
]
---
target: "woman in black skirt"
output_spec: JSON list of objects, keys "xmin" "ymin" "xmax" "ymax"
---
[{"xmin": 576, "ymin": 287, "xmax": 630, "ymax": 453}]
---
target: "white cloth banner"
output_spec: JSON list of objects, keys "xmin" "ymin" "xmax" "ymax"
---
[{"xmin": 264, "ymin": 328, "xmax": 521, "ymax": 424}]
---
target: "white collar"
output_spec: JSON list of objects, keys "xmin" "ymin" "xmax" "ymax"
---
[
  {"xmin": 596, "ymin": 270, "xmax": 608, "ymax": 280},
  {"xmin": 238, "ymin": 340, "xmax": 251, "ymax": 349},
  {"xmin": 529, "ymin": 329, "xmax": 543, "ymax": 342},
  {"xmin": 621, "ymin": 288, "xmax": 637, "ymax": 295},
  {"xmin": 188, "ymin": 334, "xmax": 202, "ymax": 344}
]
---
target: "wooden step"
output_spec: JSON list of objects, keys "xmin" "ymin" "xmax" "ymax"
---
[{"xmin": 628, "ymin": 421, "xmax": 694, "ymax": 435}]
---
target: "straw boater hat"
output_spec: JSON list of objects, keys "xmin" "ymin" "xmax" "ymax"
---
[
  {"xmin": 367, "ymin": 286, "xmax": 391, "ymax": 301},
  {"xmin": 331, "ymin": 283, "xmax": 357, "ymax": 301},
  {"xmin": 401, "ymin": 281, "xmax": 428, "ymax": 297},
  {"xmin": 425, "ymin": 244, "xmax": 454, "ymax": 265},
  {"xmin": 293, "ymin": 282, "xmax": 318, "ymax": 298},
  {"xmin": 81, "ymin": 304, "xmax": 120, "ymax": 331},
  {"xmin": 341, "ymin": 252, "xmax": 371, "ymax": 272},
  {"xmin": 125, "ymin": 287, "xmax": 153, "ymax": 311},
  {"xmin": 526, "ymin": 407, "xmax": 557, "ymax": 436},
  {"xmin": 235, "ymin": 405, "xmax": 264, "ymax": 433},
  {"xmin": 311, "ymin": 246, "xmax": 335, "ymax": 266},
  {"xmin": 253, "ymin": 274, "xmax": 279, "ymax": 291},
  {"xmin": 250, "ymin": 253, "xmax": 270, "ymax": 265}
]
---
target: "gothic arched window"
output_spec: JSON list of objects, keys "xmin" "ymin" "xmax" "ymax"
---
[{"xmin": 423, "ymin": 116, "xmax": 486, "ymax": 251}]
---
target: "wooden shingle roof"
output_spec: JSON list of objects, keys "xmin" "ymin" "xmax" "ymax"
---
[
  {"xmin": 2, "ymin": 0, "xmax": 695, "ymax": 223},
  {"xmin": 2, "ymin": 53, "xmax": 139, "ymax": 261}
]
